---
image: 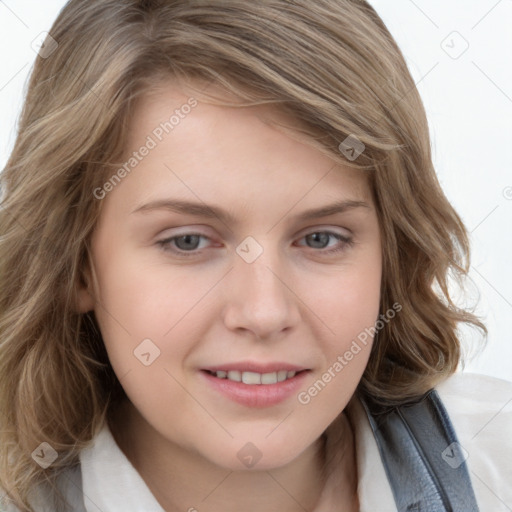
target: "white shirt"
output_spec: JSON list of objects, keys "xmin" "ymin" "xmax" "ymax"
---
[{"xmin": 4, "ymin": 372, "xmax": 512, "ymax": 511}]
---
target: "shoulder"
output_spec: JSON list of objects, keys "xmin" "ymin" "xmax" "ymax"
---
[
  {"xmin": 436, "ymin": 370, "xmax": 512, "ymax": 400},
  {"xmin": 436, "ymin": 372, "xmax": 512, "ymax": 511},
  {"xmin": 436, "ymin": 371, "xmax": 512, "ymax": 435}
]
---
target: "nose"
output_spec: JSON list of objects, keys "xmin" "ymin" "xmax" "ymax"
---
[{"xmin": 221, "ymin": 246, "xmax": 301, "ymax": 340}]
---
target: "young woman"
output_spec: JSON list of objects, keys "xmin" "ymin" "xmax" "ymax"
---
[{"xmin": 1, "ymin": 1, "xmax": 510, "ymax": 511}]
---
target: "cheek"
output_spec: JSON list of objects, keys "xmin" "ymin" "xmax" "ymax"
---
[
  {"xmin": 92, "ymin": 247, "xmax": 186, "ymax": 333},
  {"xmin": 303, "ymin": 254, "xmax": 381, "ymax": 404},
  {"xmin": 313, "ymin": 260, "xmax": 381, "ymax": 339},
  {"xmin": 295, "ymin": 267, "xmax": 380, "ymax": 421},
  {"xmin": 90, "ymin": 247, "xmax": 219, "ymax": 385}
]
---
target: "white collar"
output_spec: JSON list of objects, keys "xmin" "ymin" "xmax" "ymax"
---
[
  {"xmin": 79, "ymin": 425, "xmax": 165, "ymax": 512},
  {"xmin": 78, "ymin": 394, "xmax": 395, "ymax": 512}
]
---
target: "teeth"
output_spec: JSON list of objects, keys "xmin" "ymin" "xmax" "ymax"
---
[
  {"xmin": 242, "ymin": 371, "xmax": 261, "ymax": 385},
  {"xmin": 277, "ymin": 370, "xmax": 288, "ymax": 382},
  {"xmin": 227, "ymin": 370, "xmax": 241, "ymax": 382},
  {"xmin": 261, "ymin": 372, "xmax": 278, "ymax": 384},
  {"xmin": 212, "ymin": 370, "xmax": 298, "ymax": 385}
]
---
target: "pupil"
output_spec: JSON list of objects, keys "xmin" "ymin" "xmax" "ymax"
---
[
  {"xmin": 176, "ymin": 235, "xmax": 200, "ymax": 250},
  {"xmin": 307, "ymin": 233, "xmax": 329, "ymax": 248}
]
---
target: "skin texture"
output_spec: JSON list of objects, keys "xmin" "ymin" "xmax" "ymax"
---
[{"xmin": 78, "ymin": 82, "xmax": 382, "ymax": 511}]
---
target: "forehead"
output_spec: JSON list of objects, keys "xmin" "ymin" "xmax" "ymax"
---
[{"xmin": 113, "ymin": 81, "xmax": 373, "ymax": 213}]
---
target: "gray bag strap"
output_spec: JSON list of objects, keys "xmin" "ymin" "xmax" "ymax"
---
[{"xmin": 360, "ymin": 389, "xmax": 479, "ymax": 512}]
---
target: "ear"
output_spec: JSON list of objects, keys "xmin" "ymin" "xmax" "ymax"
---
[
  {"xmin": 75, "ymin": 262, "xmax": 96, "ymax": 313},
  {"xmin": 77, "ymin": 283, "xmax": 95, "ymax": 313}
]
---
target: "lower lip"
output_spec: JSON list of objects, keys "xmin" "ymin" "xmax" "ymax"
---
[{"xmin": 201, "ymin": 370, "xmax": 310, "ymax": 408}]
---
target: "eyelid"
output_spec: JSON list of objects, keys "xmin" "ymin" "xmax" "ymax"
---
[{"xmin": 297, "ymin": 224, "xmax": 353, "ymax": 237}]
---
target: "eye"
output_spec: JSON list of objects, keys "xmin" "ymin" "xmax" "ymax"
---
[
  {"xmin": 157, "ymin": 233, "xmax": 212, "ymax": 255},
  {"xmin": 296, "ymin": 231, "xmax": 354, "ymax": 254},
  {"xmin": 156, "ymin": 230, "xmax": 354, "ymax": 258}
]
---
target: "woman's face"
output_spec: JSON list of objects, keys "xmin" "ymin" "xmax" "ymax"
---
[{"xmin": 80, "ymin": 82, "xmax": 382, "ymax": 470}]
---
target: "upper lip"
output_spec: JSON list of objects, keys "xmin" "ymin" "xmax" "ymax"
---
[{"xmin": 202, "ymin": 362, "xmax": 309, "ymax": 373}]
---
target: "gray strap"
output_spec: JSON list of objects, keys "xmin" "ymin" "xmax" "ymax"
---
[{"xmin": 360, "ymin": 389, "xmax": 479, "ymax": 512}]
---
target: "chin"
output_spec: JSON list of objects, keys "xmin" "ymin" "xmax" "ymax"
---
[{"xmin": 198, "ymin": 435, "xmax": 319, "ymax": 472}]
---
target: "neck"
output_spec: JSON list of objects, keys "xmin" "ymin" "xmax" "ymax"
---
[
  {"xmin": 314, "ymin": 409, "xmax": 359, "ymax": 510},
  {"xmin": 109, "ymin": 400, "xmax": 358, "ymax": 512}
]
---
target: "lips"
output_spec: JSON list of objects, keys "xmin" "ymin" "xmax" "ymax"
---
[{"xmin": 200, "ymin": 362, "xmax": 310, "ymax": 407}]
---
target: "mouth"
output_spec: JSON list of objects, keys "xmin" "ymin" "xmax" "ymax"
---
[
  {"xmin": 200, "ymin": 363, "xmax": 311, "ymax": 407},
  {"xmin": 203, "ymin": 369, "xmax": 307, "ymax": 385}
]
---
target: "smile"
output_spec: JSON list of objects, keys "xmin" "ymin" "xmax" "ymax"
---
[
  {"xmin": 206, "ymin": 369, "xmax": 298, "ymax": 385},
  {"xmin": 201, "ymin": 366, "xmax": 310, "ymax": 407}
]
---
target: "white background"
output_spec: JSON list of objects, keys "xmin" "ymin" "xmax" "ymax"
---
[{"xmin": 0, "ymin": 1, "xmax": 511, "ymax": 381}]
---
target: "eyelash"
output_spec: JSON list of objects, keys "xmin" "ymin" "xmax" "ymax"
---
[{"xmin": 156, "ymin": 231, "xmax": 354, "ymax": 258}]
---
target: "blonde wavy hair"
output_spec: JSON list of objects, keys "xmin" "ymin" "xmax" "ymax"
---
[{"xmin": 0, "ymin": 0, "xmax": 486, "ymax": 510}]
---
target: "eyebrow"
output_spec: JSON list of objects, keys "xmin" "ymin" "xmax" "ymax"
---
[{"xmin": 131, "ymin": 198, "xmax": 370, "ymax": 225}]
